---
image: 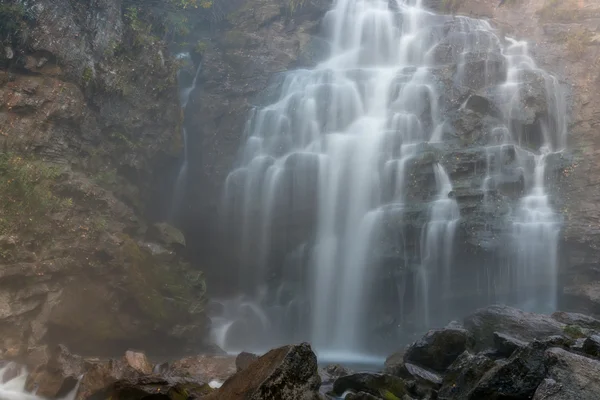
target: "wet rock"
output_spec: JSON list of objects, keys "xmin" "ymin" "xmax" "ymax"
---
[
  {"xmin": 168, "ymin": 354, "xmax": 236, "ymax": 382},
  {"xmin": 493, "ymin": 332, "xmax": 528, "ymax": 357},
  {"xmin": 552, "ymin": 311, "xmax": 600, "ymax": 330},
  {"xmin": 532, "ymin": 378, "xmax": 563, "ymax": 400},
  {"xmin": 101, "ymin": 375, "xmax": 213, "ymax": 400},
  {"xmin": 205, "ymin": 343, "xmax": 320, "ymax": 400},
  {"xmin": 404, "ymin": 327, "xmax": 474, "ymax": 372},
  {"xmin": 236, "ymin": 351, "xmax": 259, "ymax": 372},
  {"xmin": 333, "ymin": 373, "xmax": 408, "ymax": 399},
  {"xmin": 464, "ymin": 305, "xmax": 564, "ymax": 350},
  {"xmin": 384, "ymin": 349, "xmax": 408, "ymax": 376},
  {"xmin": 320, "ymin": 364, "xmax": 353, "ymax": 395},
  {"xmin": 533, "ymin": 347, "xmax": 600, "ymax": 399},
  {"xmin": 2, "ymin": 362, "xmax": 22, "ymax": 383},
  {"xmin": 438, "ymin": 351, "xmax": 495, "ymax": 400},
  {"xmin": 582, "ymin": 335, "xmax": 600, "ymax": 358},
  {"xmin": 26, "ymin": 345, "xmax": 83, "ymax": 398},
  {"xmin": 469, "ymin": 341, "xmax": 548, "ymax": 399},
  {"xmin": 124, "ymin": 351, "xmax": 153, "ymax": 375},
  {"xmin": 404, "ymin": 363, "xmax": 442, "ymax": 386}
]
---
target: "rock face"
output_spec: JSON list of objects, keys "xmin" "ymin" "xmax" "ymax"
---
[
  {"xmin": 0, "ymin": 0, "xmax": 208, "ymax": 357},
  {"xmin": 205, "ymin": 343, "xmax": 321, "ymax": 400},
  {"xmin": 444, "ymin": 0, "xmax": 600, "ymax": 321}
]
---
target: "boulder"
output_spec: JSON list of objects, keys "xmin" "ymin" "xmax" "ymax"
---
[
  {"xmin": 168, "ymin": 354, "xmax": 236, "ymax": 382},
  {"xmin": 124, "ymin": 351, "xmax": 153, "ymax": 375},
  {"xmin": 404, "ymin": 327, "xmax": 474, "ymax": 372},
  {"xmin": 551, "ymin": 311, "xmax": 600, "ymax": 330},
  {"xmin": 384, "ymin": 349, "xmax": 408, "ymax": 377},
  {"xmin": 76, "ymin": 358, "xmax": 144, "ymax": 399},
  {"xmin": 404, "ymin": 363, "xmax": 442, "ymax": 386},
  {"xmin": 25, "ymin": 345, "xmax": 83, "ymax": 398},
  {"xmin": 95, "ymin": 375, "xmax": 213, "ymax": 400},
  {"xmin": 332, "ymin": 373, "xmax": 408, "ymax": 399},
  {"xmin": 582, "ymin": 335, "xmax": 600, "ymax": 358},
  {"xmin": 493, "ymin": 332, "xmax": 528, "ymax": 357},
  {"xmin": 204, "ymin": 343, "xmax": 321, "ymax": 400},
  {"xmin": 438, "ymin": 351, "xmax": 495, "ymax": 400},
  {"xmin": 236, "ymin": 352, "xmax": 259, "ymax": 372},
  {"xmin": 319, "ymin": 363, "xmax": 353, "ymax": 391},
  {"xmin": 469, "ymin": 341, "xmax": 548, "ymax": 399},
  {"xmin": 463, "ymin": 305, "xmax": 564, "ymax": 350},
  {"xmin": 532, "ymin": 347, "xmax": 600, "ymax": 399}
]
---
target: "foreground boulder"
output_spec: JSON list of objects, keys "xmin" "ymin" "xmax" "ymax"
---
[
  {"xmin": 95, "ymin": 375, "xmax": 212, "ymax": 399},
  {"xmin": 469, "ymin": 341, "xmax": 548, "ymax": 399},
  {"xmin": 438, "ymin": 351, "xmax": 495, "ymax": 400},
  {"xmin": 167, "ymin": 354, "xmax": 236, "ymax": 382},
  {"xmin": 404, "ymin": 327, "xmax": 474, "ymax": 372},
  {"xmin": 533, "ymin": 347, "xmax": 600, "ymax": 399},
  {"xmin": 464, "ymin": 305, "xmax": 564, "ymax": 349},
  {"xmin": 332, "ymin": 373, "xmax": 408, "ymax": 399},
  {"xmin": 204, "ymin": 343, "xmax": 321, "ymax": 400}
]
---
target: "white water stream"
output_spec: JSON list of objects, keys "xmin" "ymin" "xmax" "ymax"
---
[{"xmin": 214, "ymin": 0, "xmax": 567, "ymax": 360}]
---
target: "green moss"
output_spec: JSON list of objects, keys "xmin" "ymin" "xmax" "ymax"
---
[
  {"xmin": 0, "ymin": 153, "xmax": 68, "ymax": 234},
  {"xmin": 117, "ymin": 234, "xmax": 206, "ymax": 324},
  {"xmin": 82, "ymin": 66, "xmax": 94, "ymax": 83},
  {"xmin": 194, "ymin": 40, "xmax": 208, "ymax": 54},
  {"xmin": 563, "ymin": 325, "xmax": 586, "ymax": 339}
]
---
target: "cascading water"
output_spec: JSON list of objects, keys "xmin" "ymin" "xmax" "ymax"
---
[
  {"xmin": 0, "ymin": 363, "xmax": 80, "ymax": 400},
  {"xmin": 215, "ymin": 0, "xmax": 567, "ymax": 359},
  {"xmin": 170, "ymin": 52, "xmax": 201, "ymax": 222}
]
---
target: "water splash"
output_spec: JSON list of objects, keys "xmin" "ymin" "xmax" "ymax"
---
[{"xmin": 0, "ymin": 363, "xmax": 80, "ymax": 400}]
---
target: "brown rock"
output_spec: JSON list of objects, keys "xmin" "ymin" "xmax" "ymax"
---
[
  {"xmin": 205, "ymin": 343, "xmax": 321, "ymax": 400},
  {"xmin": 124, "ymin": 351, "xmax": 153, "ymax": 375},
  {"xmin": 26, "ymin": 345, "xmax": 83, "ymax": 398},
  {"xmin": 236, "ymin": 351, "xmax": 259, "ymax": 372},
  {"xmin": 169, "ymin": 354, "xmax": 236, "ymax": 382}
]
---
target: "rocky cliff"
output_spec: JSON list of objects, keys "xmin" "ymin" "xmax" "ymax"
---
[
  {"xmin": 434, "ymin": 0, "xmax": 600, "ymax": 327},
  {"xmin": 0, "ymin": 0, "xmax": 210, "ymax": 361}
]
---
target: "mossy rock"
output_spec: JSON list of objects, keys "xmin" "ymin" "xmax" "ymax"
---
[
  {"xmin": 148, "ymin": 222, "xmax": 186, "ymax": 247},
  {"xmin": 332, "ymin": 373, "xmax": 408, "ymax": 399},
  {"xmin": 563, "ymin": 325, "xmax": 586, "ymax": 339}
]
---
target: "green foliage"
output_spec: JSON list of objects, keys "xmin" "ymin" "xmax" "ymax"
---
[
  {"xmin": 82, "ymin": 66, "xmax": 93, "ymax": 83},
  {"xmin": 194, "ymin": 40, "xmax": 208, "ymax": 54},
  {"xmin": 0, "ymin": 153, "xmax": 68, "ymax": 234},
  {"xmin": 563, "ymin": 324, "xmax": 586, "ymax": 339}
]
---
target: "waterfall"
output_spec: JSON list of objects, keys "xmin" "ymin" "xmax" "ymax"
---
[
  {"xmin": 215, "ymin": 0, "xmax": 567, "ymax": 359},
  {"xmin": 170, "ymin": 52, "xmax": 201, "ymax": 222}
]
